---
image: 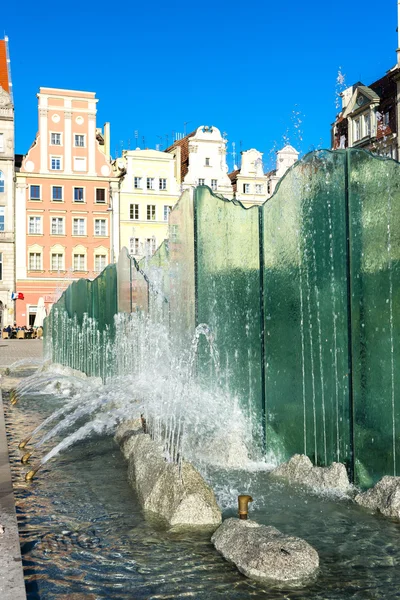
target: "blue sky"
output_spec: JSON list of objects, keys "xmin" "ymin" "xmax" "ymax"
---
[{"xmin": 2, "ymin": 0, "xmax": 398, "ymax": 171}]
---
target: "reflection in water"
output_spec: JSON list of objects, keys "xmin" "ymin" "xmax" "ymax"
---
[{"xmin": 4, "ymin": 376, "xmax": 400, "ymax": 599}]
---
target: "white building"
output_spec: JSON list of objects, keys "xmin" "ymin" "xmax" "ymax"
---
[
  {"xmin": 0, "ymin": 37, "xmax": 15, "ymax": 327},
  {"xmin": 166, "ymin": 126, "xmax": 233, "ymax": 197}
]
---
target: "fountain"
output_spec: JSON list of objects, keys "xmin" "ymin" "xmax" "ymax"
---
[{"xmin": 6, "ymin": 147, "xmax": 400, "ymax": 596}]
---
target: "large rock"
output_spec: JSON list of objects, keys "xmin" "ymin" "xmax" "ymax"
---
[
  {"xmin": 355, "ymin": 476, "xmax": 400, "ymax": 518},
  {"xmin": 212, "ymin": 518, "xmax": 319, "ymax": 583},
  {"xmin": 115, "ymin": 423, "xmax": 222, "ymax": 529},
  {"xmin": 270, "ymin": 454, "xmax": 351, "ymax": 492}
]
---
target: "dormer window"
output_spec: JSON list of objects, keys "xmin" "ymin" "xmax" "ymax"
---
[
  {"xmin": 364, "ymin": 113, "xmax": 371, "ymax": 137},
  {"xmin": 383, "ymin": 111, "xmax": 390, "ymax": 126},
  {"xmin": 353, "ymin": 118, "xmax": 361, "ymax": 142}
]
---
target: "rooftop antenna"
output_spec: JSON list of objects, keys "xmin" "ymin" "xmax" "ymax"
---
[
  {"xmin": 239, "ymin": 140, "xmax": 243, "ymax": 168},
  {"xmin": 165, "ymin": 133, "xmax": 169, "ymax": 147},
  {"xmin": 156, "ymin": 135, "xmax": 163, "ymax": 150},
  {"xmin": 134, "ymin": 130, "xmax": 139, "ymax": 148},
  {"xmin": 128, "ymin": 138, "xmax": 131, "ymax": 150},
  {"xmin": 183, "ymin": 121, "xmax": 191, "ymax": 136},
  {"xmin": 142, "ymin": 136, "xmax": 145, "ymax": 149}
]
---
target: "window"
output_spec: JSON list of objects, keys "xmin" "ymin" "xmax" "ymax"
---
[
  {"xmin": 74, "ymin": 187, "xmax": 84, "ymax": 202},
  {"xmin": 52, "ymin": 186, "xmax": 63, "ymax": 201},
  {"xmin": 145, "ymin": 237, "xmax": 156, "ymax": 255},
  {"xmin": 73, "ymin": 157, "xmax": 86, "ymax": 171},
  {"xmin": 134, "ymin": 177, "xmax": 142, "ymax": 189},
  {"xmin": 28, "ymin": 216, "xmax": 42, "ymax": 234},
  {"xmin": 159, "ymin": 178, "xmax": 167, "ymax": 190},
  {"xmin": 243, "ymin": 183, "xmax": 250, "ymax": 194},
  {"xmin": 353, "ymin": 118, "xmax": 361, "ymax": 142},
  {"xmin": 211, "ymin": 179, "xmax": 217, "ymax": 191},
  {"xmin": 163, "ymin": 205, "xmax": 172, "ymax": 221},
  {"xmin": 384, "ymin": 111, "xmax": 390, "ymax": 126},
  {"xmin": 0, "ymin": 134, "xmax": 3, "ymax": 152},
  {"xmin": 0, "ymin": 253, "xmax": 2, "ymax": 280},
  {"xmin": 198, "ymin": 178, "xmax": 205, "ymax": 186},
  {"xmin": 51, "ymin": 132, "xmax": 61, "ymax": 146},
  {"xmin": 74, "ymin": 134, "xmax": 85, "ymax": 147},
  {"xmin": 73, "ymin": 254, "xmax": 86, "ymax": 271},
  {"xmin": 267, "ymin": 181, "xmax": 272, "ymax": 195},
  {"xmin": 51, "ymin": 217, "xmax": 64, "ymax": 235},
  {"xmin": 205, "ymin": 158, "xmax": 210, "ymax": 166},
  {"xmin": 30, "ymin": 185, "xmax": 40, "ymax": 200},
  {"xmin": 147, "ymin": 205, "xmax": 156, "ymax": 220},
  {"xmin": 96, "ymin": 188, "xmax": 106, "ymax": 203},
  {"xmin": 130, "ymin": 204, "xmax": 139, "ymax": 220},
  {"xmin": 255, "ymin": 184, "xmax": 264, "ymax": 194},
  {"xmin": 51, "ymin": 253, "xmax": 64, "ymax": 270},
  {"xmin": 51, "ymin": 156, "xmax": 61, "ymax": 170},
  {"xmin": 147, "ymin": 177, "xmax": 155, "ymax": 190},
  {"xmin": 129, "ymin": 237, "xmax": 140, "ymax": 255},
  {"xmin": 0, "ymin": 207, "xmax": 4, "ymax": 231},
  {"xmin": 73, "ymin": 218, "xmax": 86, "ymax": 235},
  {"xmin": 364, "ymin": 113, "xmax": 371, "ymax": 137},
  {"xmin": 0, "ymin": 171, "xmax": 5, "ymax": 193},
  {"xmin": 94, "ymin": 254, "xmax": 107, "ymax": 272},
  {"xmin": 94, "ymin": 219, "xmax": 107, "ymax": 236},
  {"xmin": 29, "ymin": 252, "xmax": 42, "ymax": 270}
]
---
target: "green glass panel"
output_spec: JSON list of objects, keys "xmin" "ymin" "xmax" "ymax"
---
[
  {"xmin": 263, "ymin": 151, "xmax": 350, "ymax": 466},
  {"xmin": 132, "ymin": 257, "xmax": 149, "ymax": 312},
  {"xmin": 195, "ymin": 186, "xmax": 263, "ymax": 442},
  {"xmin": 117, "ymin": 247, "xmax": 132, "ymax": 313},
  {"xmin": 144, "ymin": 240, "xmax": 170, "ymax": 328},
  {"xmin": 168, "ymin": 189, "xmax": 195, "ymax": 351},
  {"xmin": 348, "ymin": 149, "xmax": 400, "ymax": 484}
]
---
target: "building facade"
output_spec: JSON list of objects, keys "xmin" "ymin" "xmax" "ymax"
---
[
  {"xmin": 0, "ymin": 37, "xmax": 15, "ymax": 327},
  {"xmin": 115, "ymin": 148, "xmax": 180, "ymax": 259},
  {"xmin": 166, "ymin": 126, "xmax": 233, "ymax": 197},
  {"xmin": 229, "ymin": 145, "xmax": 299, "ymax": 205},
  {"xmin": 15, "ymin": 87, "xmax": 119, "ymax": 326}
]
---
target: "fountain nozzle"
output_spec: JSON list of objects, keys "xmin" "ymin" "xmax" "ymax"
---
[
  {"xmin": 21, "ymin": 452, "xmax": 33, "ymax": 464},
  {"xmin": 18, "ymin": 436, "xmax": 32, "ymax": 449},
  {"xmin": 10, "ymin": 390, "xmax": 18, "ymax": 405},
  {"xmin": 25, "ymin": 464, "xmax": 41, "ymax": 482},
  {"xmin": 238, "ymin": 494, "xmax": 253, "ymax": 520}
]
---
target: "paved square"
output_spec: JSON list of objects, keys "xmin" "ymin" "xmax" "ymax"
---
[{"xmin": 0, "ymin": 339, "xmax": 43, "ymax": 367}]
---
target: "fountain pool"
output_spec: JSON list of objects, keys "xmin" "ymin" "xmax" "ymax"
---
[{"xmin": 4, "ymin": 369, "xmax": 400, "ymax": 599}]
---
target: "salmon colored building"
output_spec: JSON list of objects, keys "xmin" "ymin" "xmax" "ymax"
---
[{"xmin": 15, "ymin": 88, "xmax": 120, "ymax": 326}]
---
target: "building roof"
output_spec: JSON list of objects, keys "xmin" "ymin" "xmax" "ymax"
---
[
  {"xmin": 0, "ymin": 39, "xmax": 10, "ymax": 93},
  {"xmin": 165, "ymin": 130, "xmax": 197, "ymax": 181},
  {"xmin": 227, "ymin": 169, "xmax": 239, "ymax": 192}
]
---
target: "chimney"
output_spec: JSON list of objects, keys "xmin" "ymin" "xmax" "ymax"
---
[{"xmin": 103, "ymin": 122, "xmax": 110, "ymax": 157}]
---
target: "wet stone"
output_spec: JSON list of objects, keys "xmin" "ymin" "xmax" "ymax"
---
[
  {"xmin": 355, "ymin": 476, "xmax": 400, "ymax": 519},
  {"xmin": 270, "ymin": 454, "xmax": 351, "ymax": 493},
  {"xmin": 211, "ymin": 517, "xmax": 319, "ymax": 584}
]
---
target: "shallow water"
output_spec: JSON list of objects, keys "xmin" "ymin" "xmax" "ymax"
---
[{"xmin": 4, "ymin": 382, "xmax": 400, "ymax": 599}]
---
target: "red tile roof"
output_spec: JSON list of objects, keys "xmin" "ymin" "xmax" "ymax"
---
[
  {"xmin": 0, "ymin": 40, "xmax": 10, "ymax": 92},
  {"xmin": 165, "ymin": 130, "xmax": 197, "ymax": 181}
]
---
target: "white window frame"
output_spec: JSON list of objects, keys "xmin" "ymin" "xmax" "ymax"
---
[
  {"xmin": 130, "ymin": 204, "xmax": 139, "ymax": 220},
  {"xmin": 211, "ymin": 179, "xmax": 217, "ymax": 191},
  {"xmin": 147, "ymin": 177, "xmax": 155, "ymax": 190},
  {"xmin": 0, "ymin": 171, "xmax": 4, "ymax": 193},
  {"xmin": 73, "ymin": 187, "xmax": 85, "ymax": 202},
  {"xmin": 28, "ymin": 252, "xmax": 42, "ymax": 271},
  {"xmin": 50, "ymin": 156, "xmax": 62, "ymax": 170},
  {"xmin": 147, "ymin": 204, "xmax": 156, "ymax": 220},
  {"xmin": 50, "ymin": 132, "xmax": 62, "ymax": 146},
  {"xmin": 29, "ymin": 184, "xmax": 41, "ymax": 200},
  {"xmin": 198, "ymin": 178, "xmax": 205, "ymax": 186},
  {"xmin": 0, "ymin": 207, "xmax": 4, "ymax": 232},
  {"xmin": 51, "ymin": 217, "xmax": 65, "ymax": 235},
  {"xmin": 134, "ymin": 177, "xmax": 142, "ymax": 189},
  {"xmin": 255, "ymin": 184, "xmax": 263, "ymax": 194},
  {"xmin": 129, "ymin": 237, "xmax": 140, "ymax": 255},
  {"xmin": 94, "ymin": 254, "xmax": 107, "ymax": 272},
  {"xmin": 243, "ymin": 183, "xmax": 250, "ymax": 194},
  {"xmin": 73, "ymin": 253, "xmax": 86, "ymax": 272},
  {"xmin": 51, "ymin": 253, "xmax": 64, "ymax": 271},
  {"xmin": 28, "ymin": 216, "xmax": 42, "ymax": 235},
  {"xmin": 353, "ymin": 118, "xmax": 361, "ymax": 142},
  {"xmin": 159, "ymin": 178, "xmax": 167, "ymax": 190},
  {"xmin": 95, "ymin": 188, "xmax": 106, "ymax": 203},
  {"xmin": 51, "ymin": 185, "xmax": 63, "ymax": 202},
  {"xmin": 145, "ymin": 237, "xmax": 156, "ymax": 255},
  {"xmin": 163, "ymin": 205, "xmax": 172, "ymax": 221},
  {"xmin": 74, "ymin": 134, "xmax": 86, "ymax": 147},
  {"xmin": 0, "ymin": 134, "xmax": 4, "ymax": 153},
  {"xmin": 94, "ymin": 218, "xmax": 107, "ymax": 236},
  {"xmin": 72, "ymin": 218, "xmax": 86, "ymax": 236}
]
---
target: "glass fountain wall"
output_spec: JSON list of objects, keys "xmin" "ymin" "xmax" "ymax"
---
[{"xmin": 45, "ymin": 149, "xmax": 400, "ymax": 486}]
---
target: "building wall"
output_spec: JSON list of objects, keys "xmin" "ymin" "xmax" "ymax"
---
[
  {"xmin": 117, "ymin": 149, "xmax": 180, "ymax": 258},
  {"xmin": 234, "ymin": 149, "xmax": 268, "ymax": 206},
  {"xmin": 15, "ymin": 87, "xmax": 118, "ymax": 326},
  {"xmin": 0, "ymin": 85, "xmax": 15, "ymax": 327}
]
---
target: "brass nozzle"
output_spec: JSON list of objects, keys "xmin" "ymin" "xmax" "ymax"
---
[
  {"xmin": 10, "ymin": 390, "xmax": 18, "ymax": 405},
  {"xmin": 238, "ymin": 494, "xmax": 253, "ymax": 520},
  {"xmin": 18, "ymin": 436, "xmax": 32, "ymax": 449},
  {"xmin": 25, "ymin": 464, "xmax": 41, "ymax": 482},
  {"xmin": 21, "ymin": 452, "xmax": 33, "ymax": 464}
]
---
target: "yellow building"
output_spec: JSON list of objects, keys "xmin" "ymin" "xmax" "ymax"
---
[{"xmin": 116, "ymin": 149, "xmax": 180, "ymax": 258}]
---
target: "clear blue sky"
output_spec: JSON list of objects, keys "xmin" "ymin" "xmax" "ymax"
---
[{"xmin": 2, "ymin": 0, "xmax": 398, "ymax": 171}]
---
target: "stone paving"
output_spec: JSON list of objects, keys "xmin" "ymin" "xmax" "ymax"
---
[{"xmin": 0, "ymin": 339, "xmax": 43, "ymax": 367}]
